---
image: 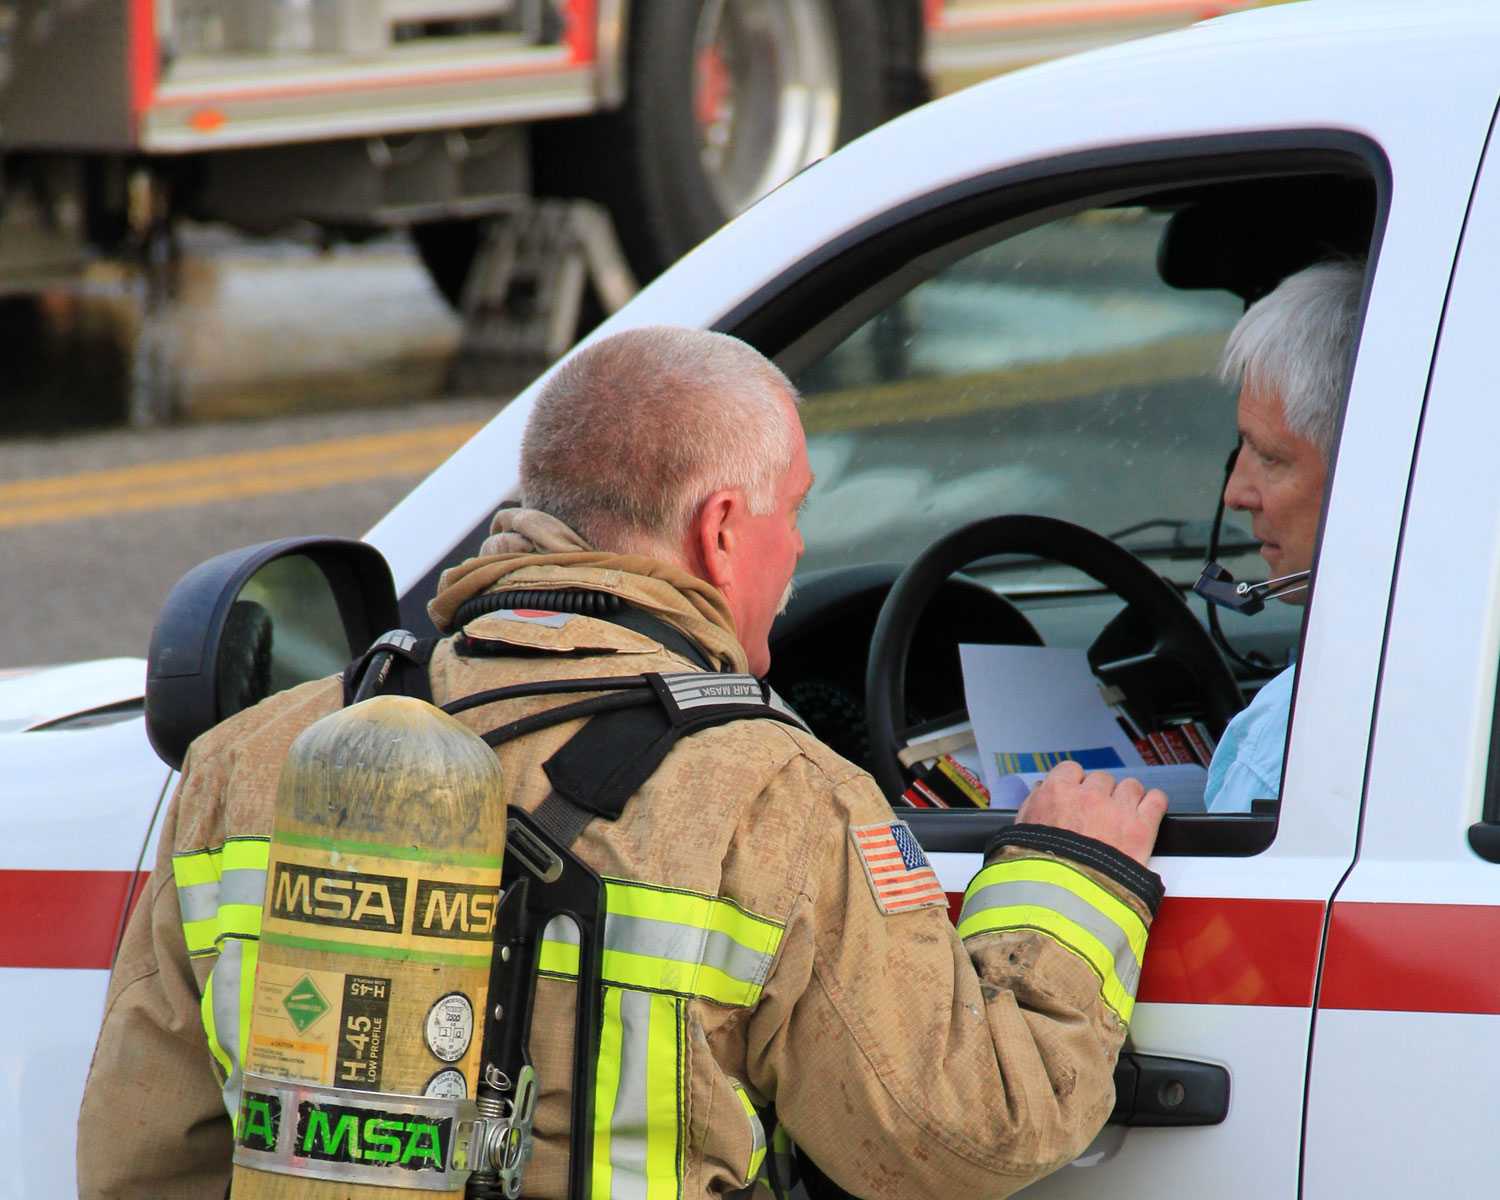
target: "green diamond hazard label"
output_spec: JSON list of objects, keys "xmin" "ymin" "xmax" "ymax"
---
[{"xmin": 282, "ymin": 976, "xmax": 330, "ymax": 1033}]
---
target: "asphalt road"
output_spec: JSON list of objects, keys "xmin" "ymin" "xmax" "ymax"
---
[
  {"xmin": 0, "ymin": 230, "xmax": 515, "ymax": 670},
  {"xmin": 0, "ymin": 398, "xmax": 505, "ymax": 670}
]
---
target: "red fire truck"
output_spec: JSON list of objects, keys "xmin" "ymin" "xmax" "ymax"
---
[{"xmin": 0, "ymin": 0, "xmax": 1252, "ymax": 309}]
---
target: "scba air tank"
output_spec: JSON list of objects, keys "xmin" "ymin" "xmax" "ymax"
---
[{"xmin": 232, "ymin": 694, "xmax": 505, "ymax": 1197}]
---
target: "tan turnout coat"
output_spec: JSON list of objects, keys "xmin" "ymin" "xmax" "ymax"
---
[{"xmin": 79, "ymin": 552, "xmax": 1156, "ymax": 1200}]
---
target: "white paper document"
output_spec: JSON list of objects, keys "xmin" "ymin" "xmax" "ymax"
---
[
  {"xmin": 959, "ymin": 642, "xmax": 1143, "ymax": 790},
  {"xmin": 986, "ymin": 764, "xmax": 1209, "ymax": 813},
  {"xmin": 958, "ymin": 643, "xmax": 1207, "ymax": 812}
]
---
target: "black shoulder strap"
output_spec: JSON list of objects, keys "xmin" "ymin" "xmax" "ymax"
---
[
  {"xmin": 340, "ymin": 608, "xmax": 806, "ymax": 849},
  {"xmin": 540, "ymin": 674, "xmax": 804, "ymax": 822},
  {"xmin": 526, "ymin": 673, "xmax": 806, "ymax": 848},
  {"xmin": 341, "ymin": 630, "xmax": 442, "ymax": 706}
]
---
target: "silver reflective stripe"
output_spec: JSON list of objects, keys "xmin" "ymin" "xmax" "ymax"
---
[
  {"xmin": 607, "ymin": 990, "xmax": 654, "ymax": 1200},
  {"xmin": 961, "ymin": 878, "xmax": 1142, "ymax": 994},
  {"xmin": 609, "ymin": 912, "xmax": 769, "ymax": 989},
  {"xmin": 214, "ymin": 938, "xmax": 249, "ymax": 1121},
  {"xmin": 373, "ymin": 630, "xmax": 418, "ymax": 652},
  {"xmin": 544, "ymin": 915, "xmax": 581, "ymax": 946},
  {"xmin": 219, "ymin": 867, "xmax": 268, "ymax": 908},
  {"xmin": 176, "ymin": 880, "xmax": 220, "ymax": 926},
  {"xmin": 661, "ymin": 673, "xmax": 763, "ymax": 709},
  {"xmin": 544, "ymin": 910, "xmax": 773, "ymax": 993}
]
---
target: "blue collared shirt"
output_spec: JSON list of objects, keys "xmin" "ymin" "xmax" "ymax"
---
[{"xmin": 1205, "ymin": 666, "xmax": 1296, "ymax": 814}]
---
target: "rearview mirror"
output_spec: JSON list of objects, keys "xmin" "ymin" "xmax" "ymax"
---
[{"xmin": 145, "ymin": 538, "xmax": 400, "ymax": 771}]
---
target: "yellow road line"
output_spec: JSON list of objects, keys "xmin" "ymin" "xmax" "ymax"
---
[
  {"xmin": 0, "ymin": 420, "xmax": 485, "ymax": 530},
  {"xmin": 798, "ymin": 331, "xmax": 1225, "ymax": 434},
  {"xmin": 2, "ymin": 332, "xmax": 1220, "ymax": 531}
]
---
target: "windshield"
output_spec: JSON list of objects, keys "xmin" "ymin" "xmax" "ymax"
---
[{"xmin": 791, "ymin": 206, "xmax": 1256, "ymax": 585}]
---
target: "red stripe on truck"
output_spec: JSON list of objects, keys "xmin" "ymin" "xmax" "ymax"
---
[
  {"xmin": 1137, "ymin": 896, "xmax": 1325, "ymax": 1007},
  {"xmin": 0, "ymin": 870, "xmax": 147, "ymax": 970},
  {"xmin": 1319, "ymin": 902, "xmax": 1500, "ymax": 1015},
  {"xmin": 949, "ymin": 891, "xmax": 1326, "ymax": 1007}
]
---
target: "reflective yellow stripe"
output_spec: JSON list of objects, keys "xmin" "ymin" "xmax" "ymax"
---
[
  {"xmin": 602, "ymin": 947, "xmax": 757, "ymax": 1006},
  {"xmin": 174, "ymin": 839, "xmax": 271, "ymax": 1127},
  {"xmin": 221, "ymin": 839, "xmax": 269, "ymax": 873},
  {"xmin": 217, "ymin": 902, "xmax": 263, "ymax": 940},
  {"xmin": 735, "ymin": 1083, "xmax": 767, "ymax": 1182},
  {"xmin": 181, "ymin": 916, "xmax": 218, "ymax": 956},
  {"xmin": 591, "ymin": 987, "xmax": 683, "ymax": 1200},
  {"xmin": 172, "ymin": 846, "xmax": 223, "ymax": 888},
  {"xmin": 174, "ymin": 847, "xmax": 225, "ymax": 955},
  {"xmin": 538, "ymin": 879, "xmax": 783, "ymax": 1006},
  {"xmin": 173, "ymin": 839, "xmax": 270, "ymax": 956},
  {"xmin": 643, "ymin": 994, "xmax": 681, "ymax": 1197},
  {"xmin": 592, "ymin": 987, "xmax": 624, "ymax": 1200},
  {"xmin": 606, "ymin": 880, "xmax": 782, "ymax": 959},
  {"xmin": 237, "ymin": 939, "xmax": 259, "ymax": 1113},
  {"xmin": 962, "ymin": 857, "xmax": 1148, "ymax": 948},
  {"xmin": 200, "ymin": 980, "xmax": 232, "ymax": 1077},
  {"xmin": 539, "ymin": 933, "xmax": 580, "ymax": 978},
  {"xmin": 959, "ymin": 856, "xmax": 1149, "ymax": 1024},
  {"xmin": 546, "ymin": 881, "xmax": 782, "ymax": 1198}
]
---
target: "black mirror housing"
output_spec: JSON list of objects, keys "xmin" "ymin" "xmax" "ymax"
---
[{"xmin": 145, "ymin": 537, "xmax": 400, "ymax": 771}]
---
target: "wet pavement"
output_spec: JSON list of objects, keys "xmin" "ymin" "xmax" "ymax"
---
[
  {"xmin": 0, "ymin": 227, "xmax": 517, "ymax": 669},
  {"xmin": 2, "ymin": 224, "xmax": 469, "ymax": 436}
]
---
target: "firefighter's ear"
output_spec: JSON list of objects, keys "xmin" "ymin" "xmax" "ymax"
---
[{"xmin": 689, "ymin": 489, "xmax": 738, "ymax": 589}]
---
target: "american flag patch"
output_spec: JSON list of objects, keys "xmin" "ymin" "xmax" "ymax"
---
[{"xmin": 851, "ymin": 822, "xmax": 947, "ymax": 915}]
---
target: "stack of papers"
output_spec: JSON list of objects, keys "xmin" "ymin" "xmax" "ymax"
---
[{"xmin": 958, "ymin": 643, "xmax": 1207, "ymax": 812}]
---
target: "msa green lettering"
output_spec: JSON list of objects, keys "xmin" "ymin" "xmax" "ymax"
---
[
  {"xmin": 294, "ymin": 1101, "xmax": 449, "ymax": 1170},
  {"xmin": 301, "ymin": 1109, "xmax": 358, "ymax": 1159},
  {"xmin": 238, "ymin": 1093, "xmax": 278, "ymax": 1152},
  {"xmin": 362, "ymin": 1116, "xmax": 404, "ymax": 1163},
  {"xmin": 400, "ymin": 1120, "xmax": 443, "ymax": 1167}
]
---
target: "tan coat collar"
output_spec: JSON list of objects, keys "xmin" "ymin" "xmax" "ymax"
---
[{"xmin": 428, "ymin": 552, "xmax": 749, "ymax": 674}]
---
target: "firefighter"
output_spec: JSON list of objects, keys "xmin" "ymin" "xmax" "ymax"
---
[{"xmin": 78, "ymin": 325, "xmax": 1167, "ymax": 1200}]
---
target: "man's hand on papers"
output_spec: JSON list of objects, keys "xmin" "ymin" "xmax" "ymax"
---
[{"xmin": 1017, "ymin": 762, "xmax": 1168, "ymax": 866}]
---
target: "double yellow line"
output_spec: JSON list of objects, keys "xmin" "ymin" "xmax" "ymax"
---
[{"xmin": 0, "ymin": 420, "xmax": 485, "ymax": 531}]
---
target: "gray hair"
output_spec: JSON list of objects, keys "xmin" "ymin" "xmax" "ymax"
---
[
  {"xmin": 520, "ymin": 326, "xmax": 799, "ymax": 557},
  {"xmin": 1219, "ymin": 260, "xmax": 1365, "ymax": 458}
]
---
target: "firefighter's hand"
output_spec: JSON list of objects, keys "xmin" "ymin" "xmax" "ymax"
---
[{"xmin": 1016, "ymin": 761, "xmax": 1168, "ymax": 866}]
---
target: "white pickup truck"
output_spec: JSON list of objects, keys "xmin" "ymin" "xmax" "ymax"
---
[{"xmin": 10, "ymin": 0, "xmax": 1500, "ymax": 1195}]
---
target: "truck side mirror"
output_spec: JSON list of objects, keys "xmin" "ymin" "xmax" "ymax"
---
[{"xmin": 145, "ymin": 537, "xmax": 400, "ymax": 771}]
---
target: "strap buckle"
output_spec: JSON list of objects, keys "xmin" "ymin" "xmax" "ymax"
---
[{"xmin": 471, "ymin": 1063, "xmax": 539, "ymax": 1198}]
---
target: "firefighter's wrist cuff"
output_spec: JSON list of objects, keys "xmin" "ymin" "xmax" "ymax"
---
[{"xmin": 985, "ymin": 824, "xmax": 1164, "ymax": 916}]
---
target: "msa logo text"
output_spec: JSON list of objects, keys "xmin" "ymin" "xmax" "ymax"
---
[
  {"xmin": 272, "ymin": 864, "xmax": 408, "ymax": 933},
  {"xmin": 296, "ymin": 1101, "xmax": 448, "ymax": 1171},
  {"xmin": 413, "ymin": 880, "xmax": 499, "ymax": 941}
]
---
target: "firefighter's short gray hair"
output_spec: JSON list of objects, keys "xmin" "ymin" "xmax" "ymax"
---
[
  {"xmin": 520, "ymin": 326, "xmax": 800, "ymax": 557},
  {"xmin": 1219, "ymin": 260, "xmax": 1365, "ymax": 458}
]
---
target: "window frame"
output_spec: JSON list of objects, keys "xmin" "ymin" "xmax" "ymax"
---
[{"xmin": 722, "ymin": 131, "xmax": 1391, "ymax": 857}]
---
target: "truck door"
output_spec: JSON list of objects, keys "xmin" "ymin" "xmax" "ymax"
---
[
  {"xmin": 741, "ymin": 131, "xmax": 1471, "ymax": 1195},
  {"xmin": 1303, "ymin": 96, "xmax": 1500, "ymax": 1199}
]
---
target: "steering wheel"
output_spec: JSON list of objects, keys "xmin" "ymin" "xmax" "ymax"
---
[{"xmin": 865, "ymin": 514, "xmax": 1245, "ymax": 802}]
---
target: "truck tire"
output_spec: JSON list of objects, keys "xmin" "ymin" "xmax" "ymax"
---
[
  {"xmin": 586, "ymin": 0, "xmax": 888, "ymax": 282},
  {"xmin": 413, "ymin": 0, "xmax": 904, "ymax": 311}
]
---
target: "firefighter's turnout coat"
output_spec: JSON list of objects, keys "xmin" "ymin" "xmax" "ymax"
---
[{"xmin": 78, "ymin": 550, "xmax": 1162, "ymax": 1200}]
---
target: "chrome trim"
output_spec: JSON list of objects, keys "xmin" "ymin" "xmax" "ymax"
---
[{"xmin": 596, "ymin": 0, "xmax": 630, "ymax": 106}]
